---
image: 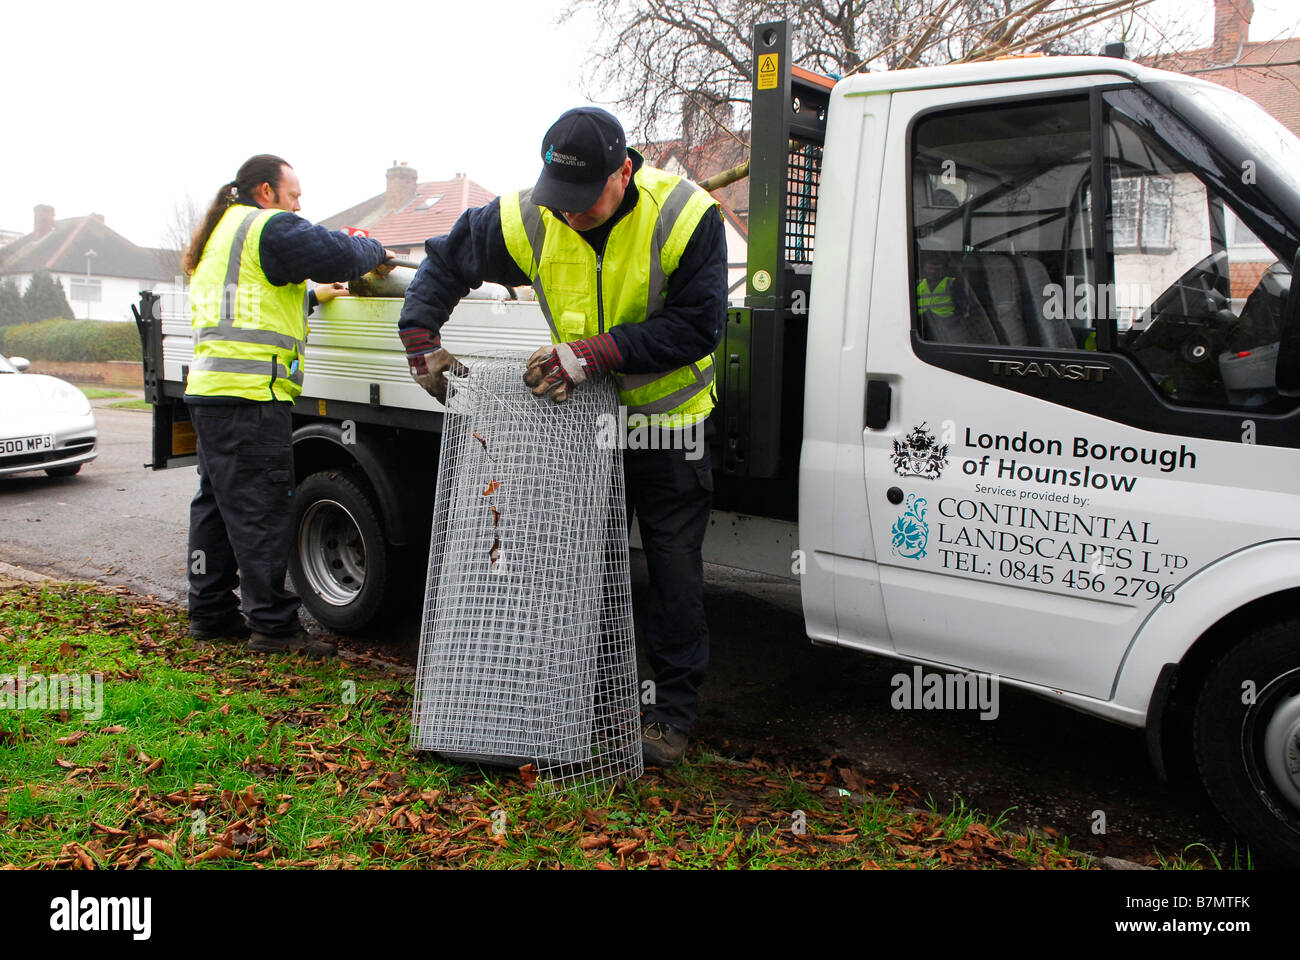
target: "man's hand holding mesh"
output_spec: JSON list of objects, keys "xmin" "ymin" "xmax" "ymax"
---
[
  {"xmin": 401, "ymin": 327, "xmax": 466, "ymax": 404},
  {"xmin": 523, "ymin": 333, "xmax": 621, "ymax": 403}
]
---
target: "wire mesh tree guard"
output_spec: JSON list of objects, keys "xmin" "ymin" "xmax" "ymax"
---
[{"xmin": 410, "ymin": 353, "xmax": 643, "ymax": 789}]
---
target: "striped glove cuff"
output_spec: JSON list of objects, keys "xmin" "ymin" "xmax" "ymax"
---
[
  {"xmin": 400, "ymin": 327, "xmax": 441, "ymax": 377},
  {"xmin": 568, "ymin": 332, "xmax": 623, "ymax": 377}
]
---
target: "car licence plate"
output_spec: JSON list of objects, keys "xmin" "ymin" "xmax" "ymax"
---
[{"xmin": 0, "ymin": 434, "xmax": 54, "ymax": 457}]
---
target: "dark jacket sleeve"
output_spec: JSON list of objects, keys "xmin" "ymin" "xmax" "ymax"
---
[
  {"xmin": 399, "ymin": 199, "xmax": 529, "ymax": 340},
  {"xmin": 259, "ymin": 213, "xmax": 387, "ymax": 285},
  {"xmin": 606, "ymin": 204, "xmax": 727, "ymax": 374}
]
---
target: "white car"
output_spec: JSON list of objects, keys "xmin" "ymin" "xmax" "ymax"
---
[{"xmin": 0, "ymin": 355, "xmax": 98, "ymax": 478}]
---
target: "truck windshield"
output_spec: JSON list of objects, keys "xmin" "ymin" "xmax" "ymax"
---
[
  {"xmin": 1102, "ymin": 81, "xmax": 1300, "ymax": 409},
  {"xmin": 1139, "ymin": 79, "xmax": 1300, "ymax": 264}
]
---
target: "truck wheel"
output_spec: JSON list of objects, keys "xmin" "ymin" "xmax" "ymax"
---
[
  {"xmin": 1193, "ymin": 619, "xmax": 1300, "ymax": 867},
  {"xmin": 289, "ymin": 469, "xmax": 392, "ymax": 634}
]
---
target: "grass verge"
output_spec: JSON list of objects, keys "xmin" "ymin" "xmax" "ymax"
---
[{"xmin": 0, "ymin": 580, "xmax": 1096, "ymax": 869}]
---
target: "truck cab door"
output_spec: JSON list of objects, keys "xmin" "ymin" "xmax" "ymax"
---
[{"xmin": 858, "ymin": 79, "xmax": 1300, "ymax": 699}]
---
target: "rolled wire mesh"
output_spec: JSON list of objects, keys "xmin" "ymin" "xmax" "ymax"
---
[{"xmin": 411, "ymin": 353, "xmax": 642, "ymax": 789}]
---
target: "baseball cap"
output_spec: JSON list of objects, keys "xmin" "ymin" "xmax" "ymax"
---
[{"xmin": 532, "ymin": 107, "xmax": 628, "ymax": 212}]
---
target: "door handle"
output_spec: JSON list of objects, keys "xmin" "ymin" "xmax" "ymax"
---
[{"xmin": 865, "ymin": 379, "xmax": 892, "ymax": 430}]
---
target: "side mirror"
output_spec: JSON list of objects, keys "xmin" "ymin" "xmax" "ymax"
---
[
  {"xmin": 8, "ymin": 356, "xmax": 30, "ymax": 372},
  {"xmin": 1276, "ymin": 248, "xmax": 1300, "ymax": 395}
]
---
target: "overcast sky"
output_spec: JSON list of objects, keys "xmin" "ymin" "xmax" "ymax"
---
[{"xmin": 3, "ymin": 0, "xmax": 1298, "ymax": 250}]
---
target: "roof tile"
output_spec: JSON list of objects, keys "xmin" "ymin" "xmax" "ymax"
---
[{"xmin": 319, "ymin": 176, "xmax": 496, "ymax": 247}]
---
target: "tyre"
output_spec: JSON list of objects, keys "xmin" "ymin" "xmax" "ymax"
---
[
  {"xmin": 1193, "ymin": 619, "xmax": 1300, "ymax": 867},
  {"xmin": 288, "ymin": 469, "xmax": 393, "ymax": 634},
  {"xmin": 45, "ymin": 463, "xmax": 81, "ymax": 477}
]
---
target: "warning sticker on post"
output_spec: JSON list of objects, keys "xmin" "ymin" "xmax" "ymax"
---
[{"xmin": 757, "ymin": 53, "xmax": 779, "ymax": 90}]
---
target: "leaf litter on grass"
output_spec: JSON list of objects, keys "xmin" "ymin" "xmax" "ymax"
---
[{"xmin": 0, "ymin": 581, "xmax": 1091, "ymax": 869}]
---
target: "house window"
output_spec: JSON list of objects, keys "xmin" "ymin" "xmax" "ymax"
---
[
  {"xmin": 70, "ymin": 277, "xmax": 102, "ymax": 302},
  {"xmin": 1111, "ymin": 175, "xmax": 1173, "ymax": 252},
  {"xmin": 1228, "ymin": 208, "xmax": 1265, "ymax": 247}
]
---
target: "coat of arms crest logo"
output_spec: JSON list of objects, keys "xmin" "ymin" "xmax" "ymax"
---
[{"xmin": 891, "ymin": 422, "xmax": 948, "ymax": 480}]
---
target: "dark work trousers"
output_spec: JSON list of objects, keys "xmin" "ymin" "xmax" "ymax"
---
[
  {"xmin": 186, "ymin": 401, "xmax": 299, "ymax": 636},
  {"xmin": 624, "ymin": 417, "xmax": 714, "ymax": 732}
]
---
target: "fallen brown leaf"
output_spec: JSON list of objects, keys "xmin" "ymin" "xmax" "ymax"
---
[
  {"xmin": 65, "ymin": 842, "xmax": 98, "ymax": 871},
  {"xmin": 189, "ymin": 845, "xmax": 237, "ymax": 864}
]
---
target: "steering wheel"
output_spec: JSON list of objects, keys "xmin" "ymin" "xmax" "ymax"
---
[
  {"xmin": 1122, "ymin": 249, "xmax": 1234, "ymax": 354},
  {"xmin": 1120, "ymin": 250, "xmax": 1240, "ymax": 401}
]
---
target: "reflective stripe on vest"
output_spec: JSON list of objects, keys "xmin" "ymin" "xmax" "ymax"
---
[
  {"xmin": 916, "ymin": 276, "xmax": 955, "ymax": 317},
  {"xmin": 186, "ymin": 205, "xmax": 308, "ymax": 402},
  {"xmin": 500, "ymin": 165, "xmax": 718, "ymax": 426}
]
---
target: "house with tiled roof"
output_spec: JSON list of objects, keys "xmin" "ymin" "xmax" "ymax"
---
[
  {"xmin": 0, "ymin": 206, "xmax": 177, "ymax": 321},
  {"xmin": 325, "ymin": 154, "xmax": 750, "ymax": 297},
  {"xmin": 318, "ymin": 163, "xmax": 497, "ymax": 262},
  {"xmin": 1145, "ymin": 0, "xmax": 1300, "ymax": 299}
]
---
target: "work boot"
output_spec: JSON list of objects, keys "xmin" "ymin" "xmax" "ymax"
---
[
  {"xmin": 248, "ymin": 630, "xmax": 337, "ymax": 658},
  {"xmin": 641, "ymin": 722, "xmax": 688, "ymax": 768},
  {"xmin": 187, "ymin": 612, "xmax": 250, "ymax": 642}
]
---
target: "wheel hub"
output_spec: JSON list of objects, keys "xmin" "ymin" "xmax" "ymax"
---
[
  {"xmin": 299, "ymin": 499, "xmax": 367, "ymax": 607},
  {"xmin": 1263, "ymin": 691, "xmax": 1300, "ymax": 814}
]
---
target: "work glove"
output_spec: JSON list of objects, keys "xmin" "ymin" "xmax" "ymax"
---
[
  {"xmin": 400, "ymin": 327, "xmax": 466, "ymax": 404},
  {"xmin": 523, "ymin": 333, "xmax": 621, "ymax": 403}
]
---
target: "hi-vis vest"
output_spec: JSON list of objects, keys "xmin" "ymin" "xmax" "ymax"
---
[
  {"xmin": 186, "ymin": 205, "xmax": 307, "ymax": 403},
  {"xmin": 916, "ymin": 276, "xmax": 955, "ymax": 317},
  {"xmin": 500, "ymin": 165, "xmax": 719, "ymax": 427}
]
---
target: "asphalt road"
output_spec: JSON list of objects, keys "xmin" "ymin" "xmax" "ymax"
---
[
  {"xmin": 0, "ymin": 397, "xmax": 196, "ymax": 599},
  {"xmin": 0, "ymin": 392, "xmax": 1241, "ymax": 865}
]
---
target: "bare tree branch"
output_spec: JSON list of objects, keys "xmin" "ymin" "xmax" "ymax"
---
[
  {"xmin": 156, "ymin": 196, "xmax": 199, "ymax": 281},
  {"xmin": 564, "ymin": 0, "xmax": 1197, "ymax": 157}
]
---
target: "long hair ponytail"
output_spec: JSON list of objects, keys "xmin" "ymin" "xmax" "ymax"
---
[{"xmin": 182, "ymin": 154, "xmax": 291, "ymax": 275}]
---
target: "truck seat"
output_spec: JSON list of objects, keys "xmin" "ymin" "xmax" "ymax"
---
[{"xmin": 1016, "ymin": 257, "xmax": 1077, "ymax": 349}]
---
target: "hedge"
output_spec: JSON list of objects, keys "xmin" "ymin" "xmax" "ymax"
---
[{"xmin": 0, "ymin": 319, "xmax": 141, "ymax": 362}]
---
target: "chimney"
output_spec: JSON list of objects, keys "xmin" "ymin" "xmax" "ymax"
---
[
  {"xmin": 385, "ymin": 161, "xmax": 418, "ymax": 212},
  {"xmin": 34, "ymin": 204, "xmax": 54, "ymax": 240},
  {"xmin": 1213, "ymin": 0, "xmax": 1253, "ymax": 63}
]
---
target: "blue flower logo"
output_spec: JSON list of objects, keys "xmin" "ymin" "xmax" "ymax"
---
[
  {"xmin": 545, "ymin": 144, "xmax": 554, "ymax": 164},
  {"xmin": 890, "ymin": 495, "xmax": 929, "ymax": 560}
]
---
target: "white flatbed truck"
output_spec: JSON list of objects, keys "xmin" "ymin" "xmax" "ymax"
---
[{"xmin": 138, "ymin": 21, "xmax": 1300, "ymax": 864}]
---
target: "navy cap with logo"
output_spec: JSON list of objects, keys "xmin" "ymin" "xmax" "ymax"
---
[{"xmin": 533, "ymin": 107, "xmax": 628, "ymax": 212}]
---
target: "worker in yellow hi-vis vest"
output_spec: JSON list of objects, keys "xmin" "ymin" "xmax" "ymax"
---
[
  {"xmin": 399, "ymin": 107, "xmax": 728, "ymax": 768},
  {"xmin": 915, "ymin": 250, "xmax": 989, "ymax": 342},
  {"xmin": 916, "ymin": 252, "xmax": 958, "ymax": 321},
  {"xmin": 183, "ymin": 154, "xmax": 393, "ymax": 658}
]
